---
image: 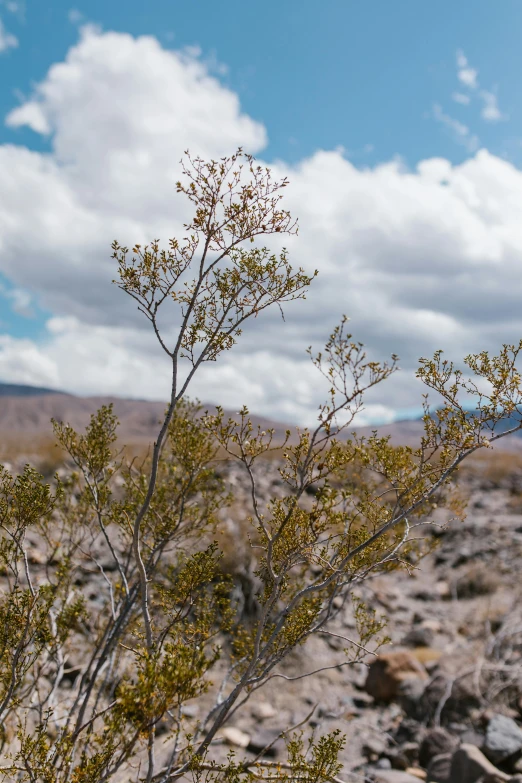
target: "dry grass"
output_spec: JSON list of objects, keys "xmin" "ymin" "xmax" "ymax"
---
[
  {"xmin": 459, "ymin": 449, "xmax": 522, "ymax": 483},
  {"xmin": 2, "ymin": 428, "xmax": 522, "ymax": 488},
  {"xmin": 0, "ymin": 434, "xmax": 67, "ymax": 477}
]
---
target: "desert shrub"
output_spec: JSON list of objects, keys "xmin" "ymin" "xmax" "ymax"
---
[{"xmin": 0, "ymin": 149, "xmax": 522, "ymax": 782}]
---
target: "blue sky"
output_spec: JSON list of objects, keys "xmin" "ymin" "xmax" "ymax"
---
[
  {"xmin": 3, "ymin": 0, "xmax": 521, "ymax": 171},
  {"xmin": 1, "ymin": 0, "xmax": 522, "ymax": 423}
]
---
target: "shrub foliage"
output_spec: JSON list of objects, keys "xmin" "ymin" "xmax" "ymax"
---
[{"xmin": 1, "ymin": 149, "xmax": 522, "ymax": 781}]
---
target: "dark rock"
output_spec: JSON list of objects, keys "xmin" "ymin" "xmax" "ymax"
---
[
  {"xmin": 365, "ymin": 651, "xmax": 429, "ymax": 703},
  {"xmin": 413, "ymin": 589, "xmax": 436, "ymax": 601},
  {"xmin": 399, "ymin": 743, "xmax": 420, "ymax": 765},
  {"xmin": 384, "ymin": 749, "xmax": 409, "ymax": 771},
  {"xmin": 385, "ymin": 744, "xmax": 419, "ymax": 771},
  {"xmin": 395, "ymin": 718, "xmax": 423, "ymax": 744},
  {"xmin": 449, "ymin": 744, "xmax": 510, "ymax": 783},
  {"xmin": 247, "ymin": 729, "xmax": 284, "ymax": 758},
  {"xmin": 353, "ymin": 691, "xmax": 376, "ymax": 709},
  {"xmin": 421, "ymin": 675, "xmax": 481, "ymax": 723},
  {"xmin": 419, "ymin": 729, "xmax": 458, "ymax": 768},
  {"xmin": 453, "ymin": 565, "xmax": 501, "ymax": 599},
  {"xmin": 61, "ymin": 658, "xmax": 82, "ymax": 686},
  {"xmin": 426, "ymin": 752, "xmax": 452, "ymax": 783},
  {"xmin": 484, "ymin": 715, "xmax": 522, "ymax": 765}
]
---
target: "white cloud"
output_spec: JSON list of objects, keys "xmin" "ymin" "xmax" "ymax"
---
[
  {"xmin": 2, "ymin": 27, "xmax": 522, "ymax": 425},
  {"xmin": 0, "ymin": 15, "xmax": 17, "ymax": 51},
  {"xmin": 453, "ymin": 50, "xmax": 506, "ymax": 125},
  {"xmin": 456, "ymin": 50, "xmax": 478, "ymax": 89},
  {"xmin": 0, "ymin": 283, "xmax": 34, "ymax": 317},
  {"xmin": 432, "ymin": 103, "xmax": 479, "ymax": 152},
  {"xmin": 6, "ymin": 101, "xmax": 50, "ymax": 134},
  {"xmin": 2, "ymin": 1, "xmax": 23, "ymax": 15},
  {"xmin": 68, "ymin": 9, "xmax": 84, "ymax": 24},
  {"xmin": 452, "ymin": 92, "xmax": 470, "ymax": 106},
  {"xmin": 480, "ymin": 89, "xmax": 506, "ymax": 123}
]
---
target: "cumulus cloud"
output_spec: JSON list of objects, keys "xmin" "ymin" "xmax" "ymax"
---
[{"xmin": 1, "ymin": 26, "xmax": 522, "ymax": 426}]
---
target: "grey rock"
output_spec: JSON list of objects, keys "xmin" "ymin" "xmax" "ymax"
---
[
  {"xmin": 398, "ymin": 676, "xmax": 429, "ymax": 719},
  {"xmin": 375, "ymin": 758, "xmax": 393, "ymax": 770},
  {"xmin": 427, "ymin": 752, "xmax": 452, "ymax": 783},
  {"xmin": 484, "ymin": 715, "xmax": 522, "ymax": 765},
  {"xmin": 449, "ymin": 744, "xmax": 510, "ymax": 783},
  {"xmin": 363, "ymin": 734, "xmax": 389, "ymax": 760},
  {"xmin": 402, "ymin": 626, "xmax": 435, "ymax": 648}
]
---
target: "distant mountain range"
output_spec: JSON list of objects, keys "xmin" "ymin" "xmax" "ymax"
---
[
  {"xmin": 0, "ymin": 382, "xmax": 287, "ymax": 444},
  {"xmin": 0, "ymin": 382, "xmax": 71, "ymax": 397},
  {"xmin": 0, "ymin": 382, "xmax": 521, "ymax": 451}
]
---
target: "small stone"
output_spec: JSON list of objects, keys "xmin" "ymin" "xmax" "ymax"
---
[
  {"xmin": 365, "ymin": 651, "xmax": 429, "ymax": 703},
  {"xmin": 449, "ymin": 744, "xmax": 510, "ymax": 783},
  {"xmin": 251, "ymin": 701, "xmax": 276, "ymax": 720},
  {"xmin": 420, "ymin": 619, "xmax": 443, "ymax": 634},
  {"xmin": 435, "ymin": 581, "xmax": 451, "ymax": 599},
  {"xmin": 369, "ymin": 770, "xmax": 427, "ymax": 783},
  {"xmin": 402, "ymin": 627, "xmax": 435, "ymax": 648},
  {"xmin": 363, "ymin": 735, "xmax": 389, "ymax": 759},
  {"xmin": 221, "ymin": 727, "xmax": 250, "ymax": 748},
  {"xmin": 405, "ymin": 770, "xmax": 427, "ymax": 781},
  {"xmin": 484, "ymin": 714, "xmax": 522, "ymax": 765},
  {"xmin": 26, "ymin": 546, "xmax": 46, "ymax": 565}
]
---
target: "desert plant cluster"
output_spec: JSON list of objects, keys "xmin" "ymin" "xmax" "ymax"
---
[{"xmin": 1, "ymin": 149, "xmax": 522, "ymax": 782}]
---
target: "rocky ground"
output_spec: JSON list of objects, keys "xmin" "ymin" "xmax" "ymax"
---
[
  {"xmin": 197, "ymin": 456, "xmax": 522, "ymax": 783},
  {"xmin": 6, "ymin": 449, "xmax": 522, "ymax": 783}
]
